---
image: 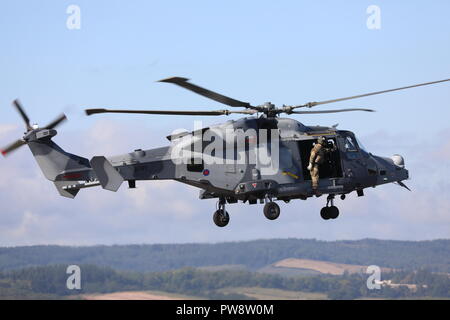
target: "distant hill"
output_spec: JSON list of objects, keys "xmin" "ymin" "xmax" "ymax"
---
[
  {"xmin": 1, "ymin": 238, "xmax": 449, "ymax": 272},
  {"xmin": 260, "ymin": 258, "xmax": 394, "ymax": 276}
]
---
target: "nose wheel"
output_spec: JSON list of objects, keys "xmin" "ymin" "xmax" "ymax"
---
[
  {"xmin": 320, "ymin": 195, "xmax": 340, "ymax": 220},
  {"xmin": 213, "ymin": 199, "xmax": 230, "ymax": 227}
]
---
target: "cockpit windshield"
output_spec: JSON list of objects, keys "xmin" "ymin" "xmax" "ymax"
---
[{"xmin": 355, "ymin": 137, "xmax": 368, "ymax": 152}]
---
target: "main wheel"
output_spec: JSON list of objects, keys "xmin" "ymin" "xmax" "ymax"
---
[
  {"xmin": 320, "ymin": 207, "xmax": 330, "ymax": 220},
  {"xmin": 213, "ymin": 209, "xmax": 229, "ymax": 227},
  {"xmin": 263, "ymin": 202, "xmax": 280, "ymax": 220},
  {"xmin": 328, "ymin": 206, "xmax": 339, "ymax": 219}
]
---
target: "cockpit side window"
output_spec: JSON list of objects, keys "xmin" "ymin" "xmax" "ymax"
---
[{"xmin": 344, "ymin": 136, "xmax": 358, "ymax": 152}]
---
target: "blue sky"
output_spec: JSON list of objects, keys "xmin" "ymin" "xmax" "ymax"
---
[{"xmin": 0, "ymin": 1, "xmax": 450, "ymax": 245}]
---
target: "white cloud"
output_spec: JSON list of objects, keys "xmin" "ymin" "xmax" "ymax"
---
[{"xmin": 0, "ymin": 124, "xmax": 19, "ymax": 139}]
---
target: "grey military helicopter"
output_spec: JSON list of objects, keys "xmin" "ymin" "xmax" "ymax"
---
[{"xmin": 2, "ymin": 77, "xmax": 449, "ymax": 227}]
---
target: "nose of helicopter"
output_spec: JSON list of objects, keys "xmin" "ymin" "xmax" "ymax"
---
[
  {"xmin": 372, "ymin": 154, "xmax": 409, "ymax": 185},
  {"xmin": 391, "ymin": 154, "xmax": 405, "ymax": 168},
  {"xmin": 390, "ymin": 154, "xmax": 409, "ymax": 182}
]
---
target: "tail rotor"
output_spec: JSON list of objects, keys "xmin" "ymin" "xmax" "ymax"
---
[{"xmin": 1, "ymin": 99, "xmax": 67, "ymax": 157}]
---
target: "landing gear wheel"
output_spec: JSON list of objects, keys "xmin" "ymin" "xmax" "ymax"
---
[
  {"xmin": 321, "ymin": 194, "xmax": 340, "ymax": 220},
  {"xmin": 320, "ymin": 206, "xmax": 339, "ymax": 220},
  {"xmin": 213, "ymin": 209, "xmax": 229, "ymax": 227},
  {"xmin": 328, "ymin": 206, "xmax": 339, "ymax": 219},
  {"xmin": 264, "ymin": 202, "xmax": 280, "ymax": 220},
  {"xmin": 320, "ymin": 207, "xmax": 331, "ymax": 220}
]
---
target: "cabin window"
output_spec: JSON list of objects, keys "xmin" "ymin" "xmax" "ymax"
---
[
  {"xmin": 279, "ymin": 146, "xmax": 293, "ymax": 169},
  {"xmin": 187, "ymin": 158, "xmax": 204, "ymax": 172}
]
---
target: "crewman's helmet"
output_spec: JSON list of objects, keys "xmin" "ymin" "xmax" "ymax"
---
[{"xmin": 317, "ymin": 136, "xmax": 327, "ymax": 145}]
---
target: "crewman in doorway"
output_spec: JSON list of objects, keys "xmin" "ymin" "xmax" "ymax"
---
[{"xmin": 307, "ymin": 136, "xmax": 335, "ymax": 193}]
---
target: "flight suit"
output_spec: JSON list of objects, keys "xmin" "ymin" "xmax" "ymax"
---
[{"xmin": 309, "ymin": 142, "xmax": 334, "ymax": 190}]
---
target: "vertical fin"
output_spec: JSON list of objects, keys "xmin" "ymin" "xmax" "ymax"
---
[{"xmin": 27, "ymin": 130, "xmax": 91, "ymax": 182}]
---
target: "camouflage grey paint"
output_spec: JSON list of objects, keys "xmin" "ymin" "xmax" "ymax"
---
[
  {"xmin": 24, "ymin": 129, "xmax": 93, "ymax": 182},
  {"xmin": 90, "ymin": 156, "xmax": 124, "ymax": 191},
  {"xmin": 23, "ymin": 116, "xmax": 409, "ymax": 202}
]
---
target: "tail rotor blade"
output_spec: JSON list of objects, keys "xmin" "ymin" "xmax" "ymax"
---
[
  {"xmin": 3, "ymin": 102, "xmax": 66, "ymax": 157},
  {"xmin": 12, "ymin": 99, "xmax": 31, "ymax": 130},
  {"xmin": 45, "ymin": 114, "xmax": 67, "ymax": 129},
  {"xmin": 1, "ymin": 139, "xmax": 26, "ymax": 157}
]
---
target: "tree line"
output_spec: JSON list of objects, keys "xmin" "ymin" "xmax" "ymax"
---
[
  {"xmin": 1, "ymin": 239, "xmax": 450, "ymax": 272},
  {"xmin": 0, "ymin": 264, "xmax": 449, "ymax": 300}
]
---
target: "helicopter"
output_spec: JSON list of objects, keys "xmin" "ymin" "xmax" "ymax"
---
[{"xmin": 2, "ymin": 77, "xmax": 449, "ymax": 227}]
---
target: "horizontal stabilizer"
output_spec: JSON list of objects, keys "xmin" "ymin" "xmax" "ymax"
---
[
  {"xmin": 90, "ymin": 156, "xmax": 124, "ymax": 192},
  {"xmin": 54, "ymin": 181, "xmax": 80, "ymax": 199}
]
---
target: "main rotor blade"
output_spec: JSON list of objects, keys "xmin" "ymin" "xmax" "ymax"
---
[
  {"xmin": 290, "ymin": 108, "xmax": 375, "ymax": 114},
  {"xmin": 1, "ymin": 139, "xmax": 26, "ymax": 157},
  {"xmin": 45, "ymin": 114, "xmax": 67, "ymax": 129},
  {"xmin": 85, "ymin": 108, "xmax": 257, "ymax": 116},
  {"xmin": 294, "ymin": 78, "xmax": 450, "ymax": 109},
  {"xmin": 158, "ymin": 77, "xmax": 253, "ymax": 108},
  {"xmin": 12, "ymin": 99, "xmax": 31, "ymax": 130}
]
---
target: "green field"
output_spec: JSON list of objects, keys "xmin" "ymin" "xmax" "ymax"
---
[
  {"xmin": 218, "ymin": 287, "xmax": 327, "ymax": 300},
  {"xmin": 77, "ymin": 290, "xmax": 203, "ymax": 300}
]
